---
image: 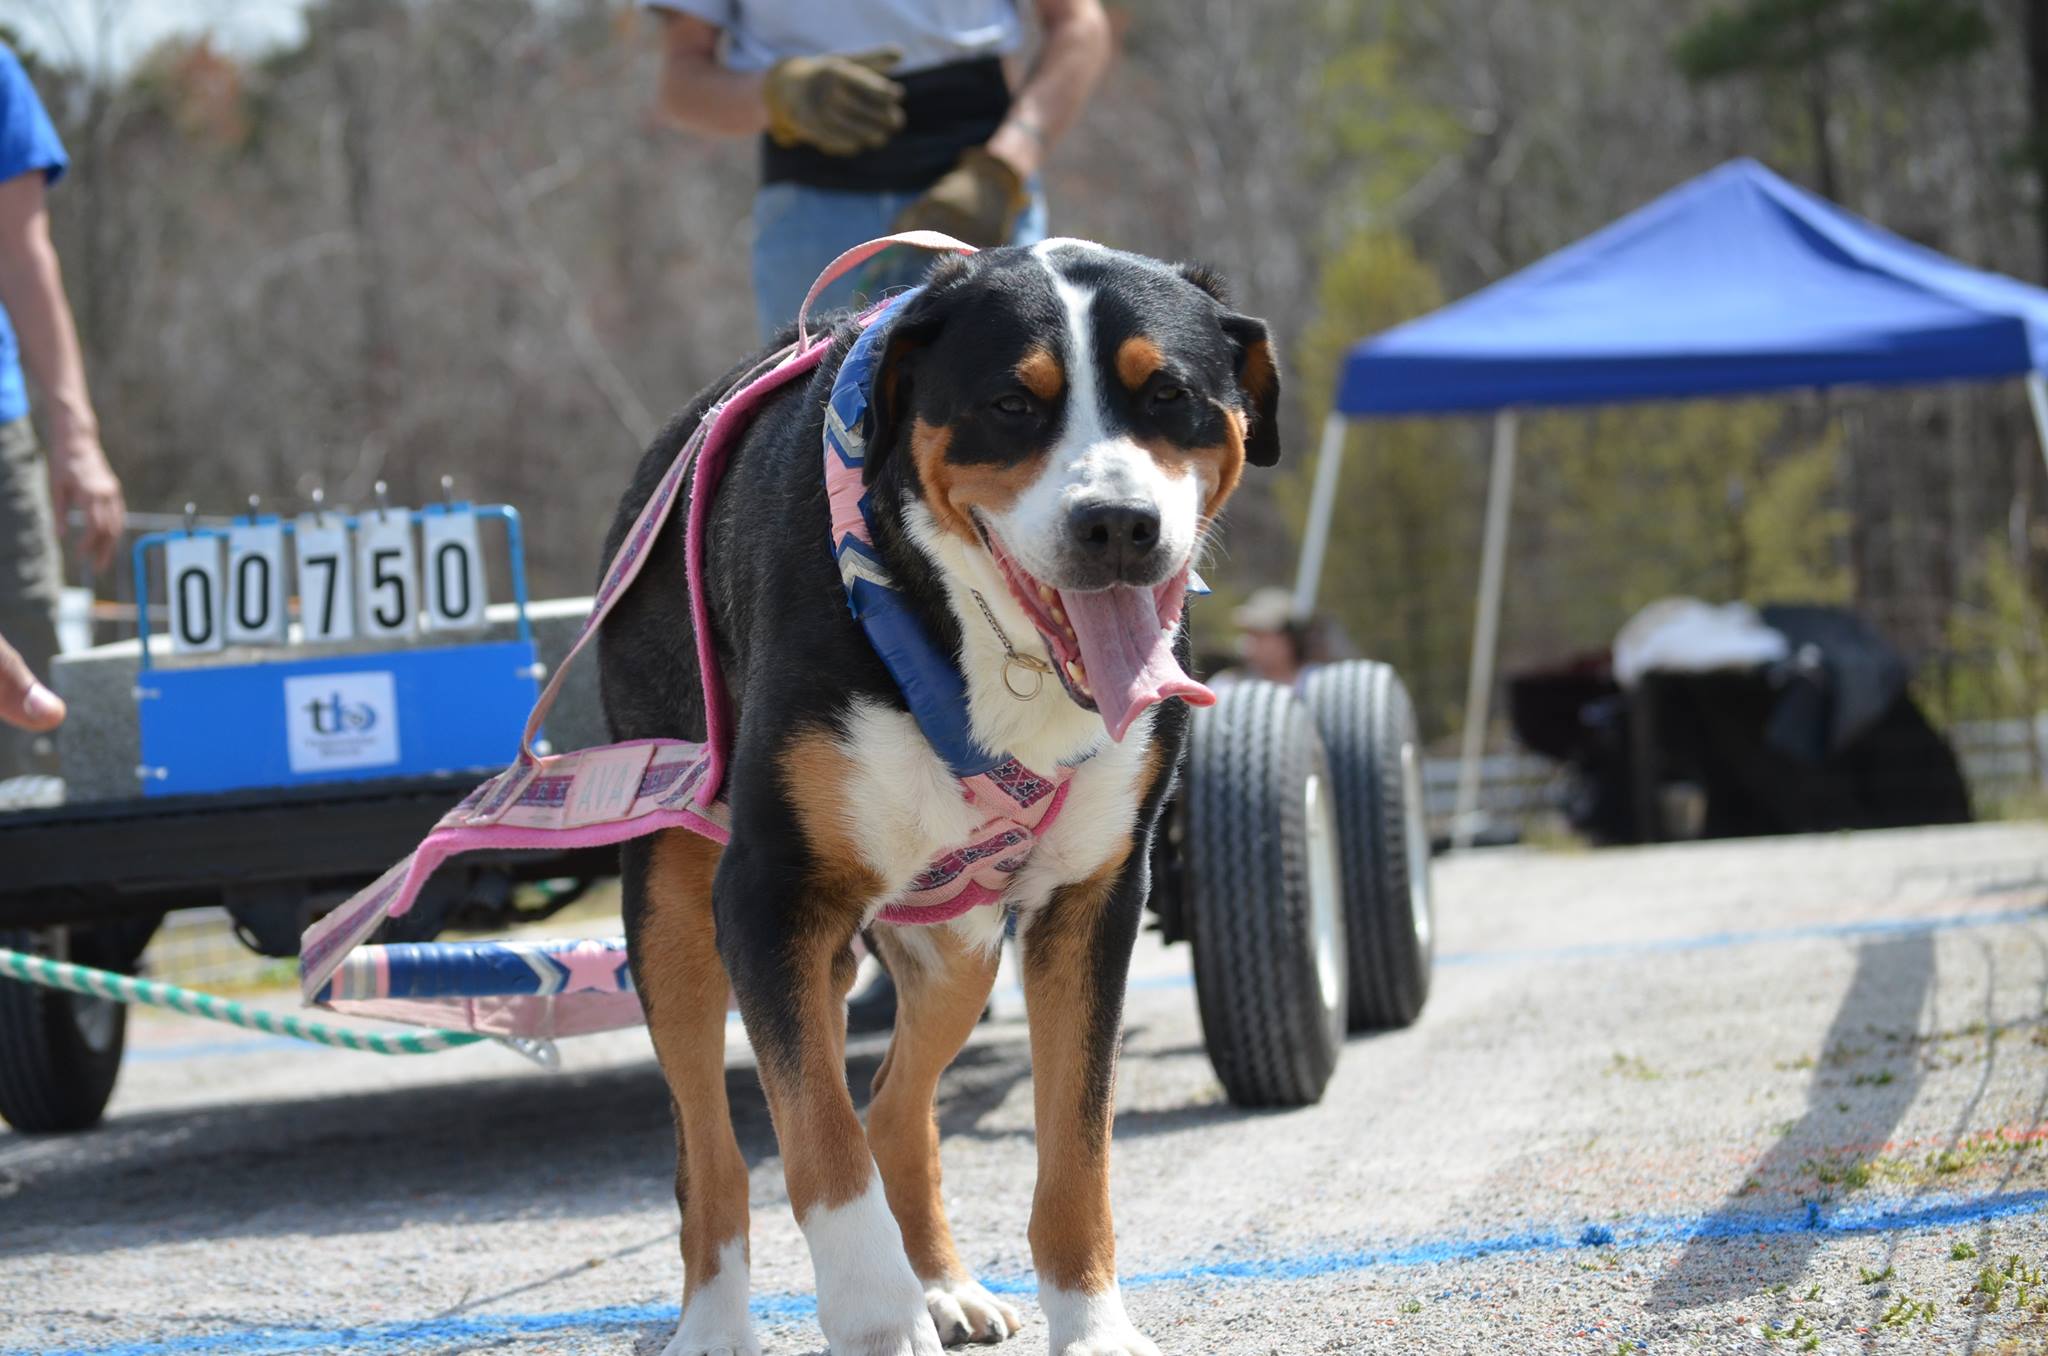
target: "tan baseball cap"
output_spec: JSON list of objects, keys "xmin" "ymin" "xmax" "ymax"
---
[{"xmin": 1232, "ymin": 586, "xmax": 1297, "ymax": 633}]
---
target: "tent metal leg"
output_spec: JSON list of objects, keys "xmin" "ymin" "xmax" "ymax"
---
[
  {"xmin": 1453, "ymin": 411, "xmax": 1518, "ymax": 849},
  {"xmin": 2028, "ymin": 374, "xmax": 2048, "ymax": 484},
  {"xmin": 1291, "ymin": 412, "xmax": 1351, "ymax": 618}
]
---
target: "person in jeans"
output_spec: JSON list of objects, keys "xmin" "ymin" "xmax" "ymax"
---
[
  {"xmin": 644, "ymin": 0, "xmax": 1110, "ymax": 337},
  {"xmin": 0, "ymin": 43, "xmax": 123, "ymax": 778}
]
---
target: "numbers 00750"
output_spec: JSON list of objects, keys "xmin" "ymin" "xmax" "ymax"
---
[{"xmin": 164, "ymin": 507, "xmax": 489, "ymax": 655}]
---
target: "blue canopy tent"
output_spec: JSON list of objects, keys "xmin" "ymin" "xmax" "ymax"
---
[{"xmin": 1293, "ymin": 158, "xmax": 2048, "ymax": 845}]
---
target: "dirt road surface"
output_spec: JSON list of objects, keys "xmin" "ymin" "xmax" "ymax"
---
[{"xmin": 7, "ymin": 823, "xmax": 2048, "ymax": 1355}]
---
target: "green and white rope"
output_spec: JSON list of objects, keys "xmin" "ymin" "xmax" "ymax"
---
[{"xmin": 0, "ymin": 946, "xmax": 488, "ymax": 1056}]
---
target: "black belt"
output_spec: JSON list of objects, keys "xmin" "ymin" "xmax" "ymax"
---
[{"xmin": 760, "ymin": 56, "xmax": 1010, "ymax": 194}]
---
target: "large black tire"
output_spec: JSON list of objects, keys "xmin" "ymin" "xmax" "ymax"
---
[
  {"xmin": 0, "ymin": 927, "xmax": 128, "ymax": 1133},
  {"xmin": 1302, "ymin": 661, "xmax": 1435, "ymax": 1032},
  {"xmin": 1183, "ymin": 680, "xmax": 1347, "ymax": 1107}
]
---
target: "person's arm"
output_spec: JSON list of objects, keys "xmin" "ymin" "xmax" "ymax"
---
[
  {"xmin": 654, "ymin": 10, "xmax": 769, "ymax": 137},
  {"xmin": 653, "ymin": 10, "xmax": 905, "ymax": 154},
  {"xmin": 984, "ymin": 0, "xmax": 1111, "ymax": 181},
  {"xmin": 0, "ymin": 624, "xmax": 63, "ymax": 732},
  {"xmin": 892, "ymin": 0, "xmax": 1109, "ymax": 243},
  {"xmin": 0, "ymin": 171, "xmax": 122, "ymax": 570}
]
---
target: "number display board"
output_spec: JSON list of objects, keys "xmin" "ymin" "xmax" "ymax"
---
[
  {"xmin": 139, "ymin": 642, "xmax": 541, "ymax": 796},
  {"xmin": 134, "ymin": 503, "xmax": 535, "ymax": 797},
  {"xmin": 157, "ymin": 506, "xmax": 499, "ymax": 652}
]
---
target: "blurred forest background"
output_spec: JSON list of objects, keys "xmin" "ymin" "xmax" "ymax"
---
[{"xmin": 8, "ymin": 0, "xmax": 2048, "ymax": 745}]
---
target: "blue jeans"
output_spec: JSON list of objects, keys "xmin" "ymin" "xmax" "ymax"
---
[{"xmin": 750, "ymin": 181, "xmax": 1049, "ymax": 340}]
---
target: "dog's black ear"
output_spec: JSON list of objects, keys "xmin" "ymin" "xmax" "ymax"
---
[
  {"xmin": 1220, "ymin": 311, "xmax": 1282, "ymax": 466},
  {"xmin": 1176, "ymin": 260, "xmax": 1230, "ymax": 304}
]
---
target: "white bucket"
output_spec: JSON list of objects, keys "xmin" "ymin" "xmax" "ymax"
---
[{"xmin": 57, "ymin": 585, "xmax": 93, "ymax": 654}]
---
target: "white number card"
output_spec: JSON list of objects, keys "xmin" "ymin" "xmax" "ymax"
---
[
  {"xmin": 164, "ymin": 534, "xmax": 225, "ymax": 655},
  {"xmin": 421, "ymin": 508, "xmax": 487, "ymax": 631},
  {"xmin": 293, "ymin": 515, "xmax": 356, "ymax": 643},
  {"xmin": 225, "ymin": 523, "xmax": 288, "ymax": 646},
  {"xmin": 355, "ymin": 511, "xmax": 418, "ymax": 638}
]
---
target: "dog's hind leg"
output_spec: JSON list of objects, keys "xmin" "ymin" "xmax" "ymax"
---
[
  {"xmin": 627, "ymin": 830, "xmax": 759, "ymax": 1356},
  {"xmin": 867, "ymin": 924, "xmax": 1021, "ymax": 1346},
  {"xmin": 1019, "ymin": 851, "xmax": 1161, "ymax": 1356}
]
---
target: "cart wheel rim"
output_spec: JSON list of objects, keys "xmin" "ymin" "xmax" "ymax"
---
[
  {"xmin": 67, "ymin": 990, "xmax": 121, "ymax": 1054},
  {"xmin": 42, "ymin": 929, "xmax": 121, "ymax": 1055},
  {"xmin": 1400, "ymin": 739, "xmax": 1433, "ymax": 953},
  {"xmin": 1304, "ymin": 770, "xmax": 1343, "ymax": 1016}
]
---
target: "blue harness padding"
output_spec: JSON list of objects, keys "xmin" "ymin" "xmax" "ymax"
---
[{"xmin": 825, "ymin": 289, "xmax": 1005, "ymax": 778}]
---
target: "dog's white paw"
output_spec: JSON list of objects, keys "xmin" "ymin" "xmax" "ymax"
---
[
  {"xmin": 660, "ymin": 1306, "xmax": 763, "ymax": 1356},
  {"xmin": 832, "ymin": 1314, "xmax": 947, "ymax": 1356},
  {"xmin": 923, "ymin": 1276, "xmax": 1022, "ymax": 1345},
  {"xmin": 806, "ymin": 1177, "xmax": 948, "ymax": 1356},
  {"xmin": 661, "ymin": 1239, "xmax": 761, "ymax": 1356},
  {"xmin": 1040, "ymin": 1284, "xmax": 1158, "ymax": 1356},
  {"xmin": 660, "ymin": 1338, "xmax": 762, "ymax": 1356}
]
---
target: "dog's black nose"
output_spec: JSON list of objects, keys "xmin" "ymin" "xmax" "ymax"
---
[{"xmin": 1069, "ymin": 501, "xmax": 1161, "ymax": 572}]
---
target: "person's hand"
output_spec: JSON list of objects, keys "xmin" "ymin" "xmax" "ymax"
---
[
  {"xmin": 0, "ymin": 626, "xmax": 64, "ymax": 733},
  {"xmin": 49, "ymin": 435, "xmax": 125, "ymax": 572},
  {"xmin": 762, "ymin": 48, "xmax": 906, "ymax": 156},
  {"xmin": 891, "ymin": 147, "xmax": 1027, "ymax": 247}
]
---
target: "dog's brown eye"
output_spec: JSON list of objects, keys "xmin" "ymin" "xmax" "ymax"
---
[
  {"xmin": 1152, "ymin": 384, "xmax": 1186, "ymax": 404},
  {"xmin": 991, "ymin": 393, "xmax": 1031, "ymax": 417}
]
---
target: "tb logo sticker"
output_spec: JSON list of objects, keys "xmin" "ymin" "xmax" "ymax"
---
[{"xmin": 284, "ymin": 672, "xmax": 400, "ymax": 773}]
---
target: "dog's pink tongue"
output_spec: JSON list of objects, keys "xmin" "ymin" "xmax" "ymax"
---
[{"xmin": 1059, "ymin": 583, "xmax": 1215, "ymax": 741}]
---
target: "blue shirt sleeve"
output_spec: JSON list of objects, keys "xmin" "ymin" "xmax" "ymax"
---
[{"xmin": 0, "ymin": 44, "xmax": 67, "ymax": 188}]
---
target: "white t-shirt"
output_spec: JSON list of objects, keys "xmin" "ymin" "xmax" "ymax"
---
[{"xmin": 645, "ymin": 0, "xmax": 1022, "ymax": 75}]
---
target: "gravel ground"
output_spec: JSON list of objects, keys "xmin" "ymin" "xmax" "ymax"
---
[{"xmin": 6, "ymin": 823, "xmax": 2048, "ymax": 1355}]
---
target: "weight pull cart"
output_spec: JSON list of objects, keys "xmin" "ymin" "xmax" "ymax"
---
[
  {"xmin": 0, "ymin": 497, "xmax": 620, "ymax": 1130},
  {"xmin": 3, "ymin": 484, "xmax": 1435, "ymax": 1130}
]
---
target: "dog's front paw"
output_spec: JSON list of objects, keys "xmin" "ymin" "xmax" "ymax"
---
[
  {"xmin": 1040, "ymin": 1284, "xmax": 1158, "ymax": 1356},
  {"xmin": 661, "ymin": 1239, "xmax": 761, "ymax": 1356},
  {"xmin": 1051, "ymin": 1330, "xmax": 1158, "ymax": 1356},
  {"xmin": 923, "ymin": 1276, "xmax": 1022, "ymax": 1345},
  {"xmin": 659, "ymin": 1309, "xmax": 762, "ymax": 1356},
  {"xmin": 807, "ymin": 1180, "xmax": 947, "ymax": 1356},
  {"xmin": 832, "ymin": 1314, "xmax": 946, "ymax": 1356},
  {"xmin": 660, "ymin": 1338, "xmax": 762, "ymax": 1356}
]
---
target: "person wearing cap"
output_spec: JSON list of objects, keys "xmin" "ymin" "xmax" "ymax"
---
[
  {"xmin": 0, "ymin": 43, "xmax": 123, "ymax": 780},
  {"xmin": 644, "ymin": 0, "xmax": 1110, "ymax": 338},
  {"xmin": 1233, "ymin": 586, "xmax": 1314, "ymax": 687}
]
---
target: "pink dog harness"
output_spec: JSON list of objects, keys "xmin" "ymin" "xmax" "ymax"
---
[{"xmin": 299, "ymin": 234, "xmax": 1080, "ymax": 1036}]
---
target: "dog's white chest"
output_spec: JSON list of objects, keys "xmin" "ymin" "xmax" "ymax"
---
[{"xmin": 833, "ymin": 698, "xmax": 1152, "ymax": 921}]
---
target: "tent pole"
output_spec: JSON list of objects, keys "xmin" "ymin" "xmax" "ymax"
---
[
  {"xmin": 2028, "ymin": 374, "xmax": 2048, "ymax": 485},
  {"xmin": 1292, "ymin": 412, "xmax": 1350, "ymax": 618},
  {"xmin": 1453, "ymin": 410, "xmax": 1518, "ymax": 850}
]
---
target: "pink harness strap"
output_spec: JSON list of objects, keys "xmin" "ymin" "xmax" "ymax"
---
[{"xmin": 300, "ymin": 232, "xmax": 1082, "ymax": 1036}]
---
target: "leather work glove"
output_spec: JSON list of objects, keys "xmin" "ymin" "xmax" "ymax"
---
[
  {"xmin": 891, "ymin": 147, "xmax": 1028, "ymax": 248},
  {"xmin": 762, "ymin": 47, "xmax": 907, "ymax": 156}
]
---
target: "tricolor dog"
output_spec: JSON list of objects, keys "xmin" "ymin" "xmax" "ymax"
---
[{"xmin": 597, "ymin": 239, "xmax": 1280, "ymax": 1356}]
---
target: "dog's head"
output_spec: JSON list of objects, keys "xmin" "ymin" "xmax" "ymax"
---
[{"xmin": 865, "ymin": 239, "xmax": 1281, "ymax": 741}]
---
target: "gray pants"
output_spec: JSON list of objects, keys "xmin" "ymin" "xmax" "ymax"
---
[{"xmin": 0, "ymin": 415, "xmax": 62, "ymax": 779}]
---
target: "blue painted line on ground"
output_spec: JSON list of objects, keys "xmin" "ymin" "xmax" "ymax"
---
[
  {"xmin": 19, "ymin": 1190, "xmax": 2044, "ymax": 1356},
  {"xmin": 124, "ymin": 1037, "xmax": 311, "ymax": 1064}
]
